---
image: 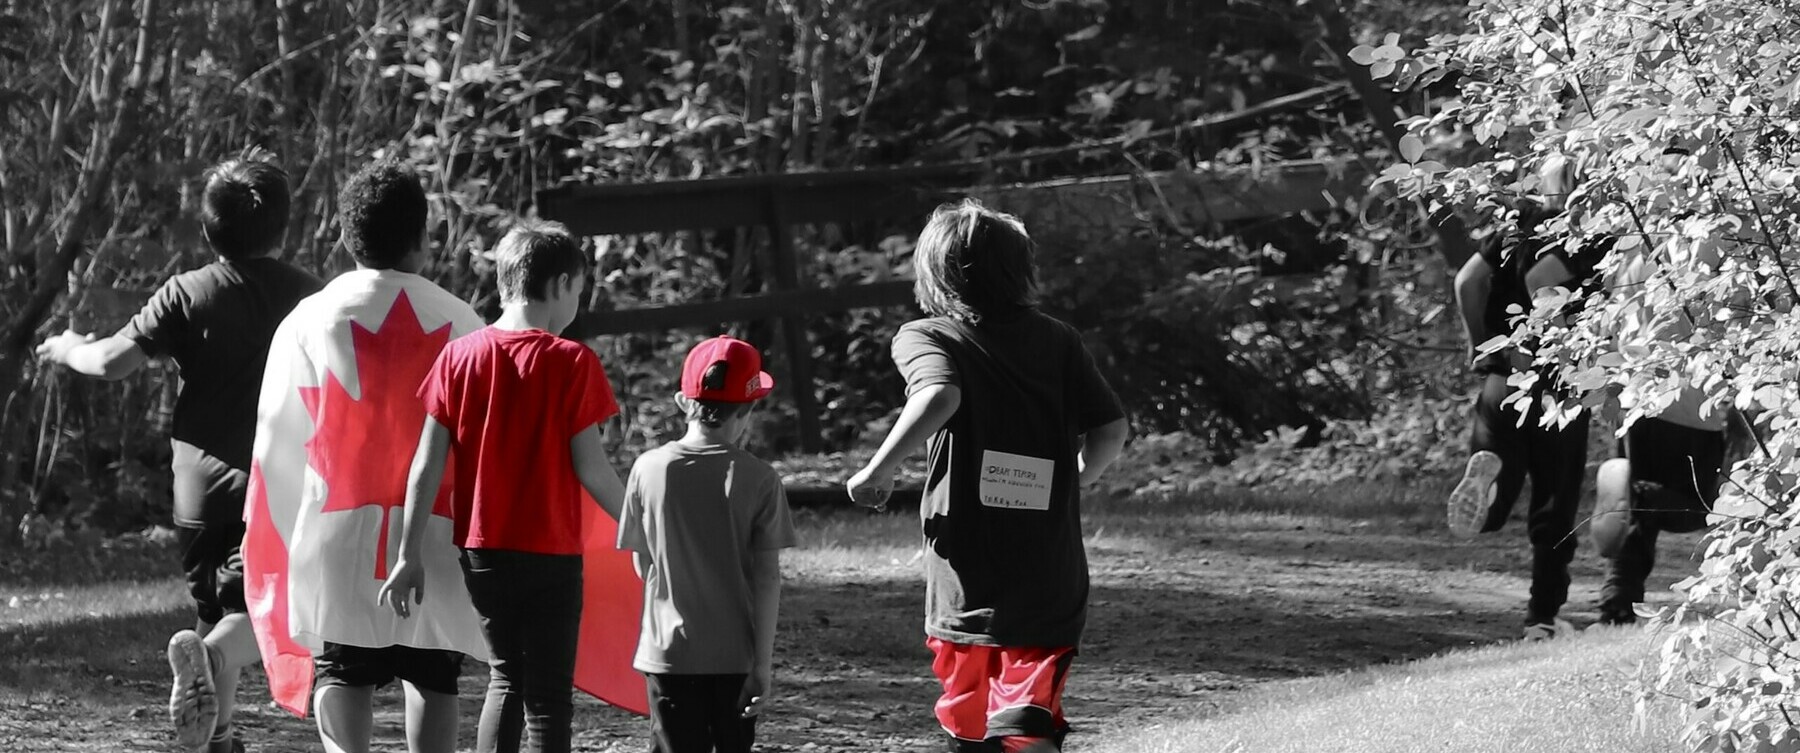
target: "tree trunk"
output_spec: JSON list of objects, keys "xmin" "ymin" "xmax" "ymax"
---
[
  {"xmin": 0, "ymin": 0, "xmax": 158, "ymax": 544},
  {"xmin": 1313, "ymin": 0, "xmax": 1476, "ymax": 270}
]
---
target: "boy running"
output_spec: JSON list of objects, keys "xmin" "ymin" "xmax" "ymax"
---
[
  {"xmin": 380, "ymin": 219, "xmax": 627, "ymax": 753},
  {"xmin": 245, "ymin": 158, "xmax": 489, "ymax": 753},
  {"xmin": 847, "ymin": 200, "xmax": 1130, "ymax": 753},
  {"xmin": 1589, "ymin": 145, "xmax": 1730, "ymax": 626},
  {"xmin": 37, "ymin": 152, "xmax": 322, "ymax": 753},
  {"xmin": 617, "ymin": 335, "xmax": 797, "ymax": 753},
  {"xmin": 1446, "ymin": 159, "xmax": 1601, "ymax": 640}
]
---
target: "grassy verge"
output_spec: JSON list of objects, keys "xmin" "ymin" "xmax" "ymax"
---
[{"xmin": 1089, "ymin": 626, "xmax": 1681, "ymax": 753}]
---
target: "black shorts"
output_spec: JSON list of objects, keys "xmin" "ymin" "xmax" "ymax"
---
[
  {"xmin": 313, "ymin": 643, "xmax": 463, "ymax": 696},
  {"xmin": 1619, "ymin": 416, "xmax": 1726, "ymax": 534},
  {"xmin": 171, "ymin": 448, "xmax": 250, "ymax": 624},
  {"xmin": 177, "ymin": 520, "xmax": 246, "ymax": 625}
]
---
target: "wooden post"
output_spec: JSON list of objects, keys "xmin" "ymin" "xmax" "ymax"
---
[{"xmin": 764, "ymin": 191, "xmax": 824, "ymax": 453}]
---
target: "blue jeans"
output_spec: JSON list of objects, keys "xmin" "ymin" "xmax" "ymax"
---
[{"xmin": 461, "ymin": 549, "xmax": 583, "ymax": 753}]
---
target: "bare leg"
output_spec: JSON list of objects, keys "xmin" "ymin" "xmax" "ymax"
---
[
  {"xmin": 314, "ymin": 684, "xmax": 375, "ymax": 753},
  {"xmin": 403, "ymin": 682, "xmax": 460, "ymax": 753},
  {"xmin": 203, "ymin": 613, "xmax": 260, "ymax": 749}
]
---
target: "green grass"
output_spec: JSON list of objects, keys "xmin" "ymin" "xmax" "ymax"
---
[{"xmin": 1089, "ymin": 626, "xmax": 1682, "ymax": 753}]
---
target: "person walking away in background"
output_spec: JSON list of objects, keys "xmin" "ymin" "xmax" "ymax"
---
[
  {"xmin": 381, "ymin": 219, "xmax": 628, "ymax": 753},
  {"xmin": 1446, "ymin": 157, "xmax": 1605, "ymax": 640},
  {"xmin": 1589, "ymin": 145, "xmax": 1732, "ymax": 626},
  {"xmin": 36, "ymin": 150, "xmax": 322, "ymax": 753},
  {"xmin": 847, "ymin": 199, "xmax": 1130, "ymax": 753},
  {"xmin": 617, "ymin": 334, "xmax": 796, "ymax": 753},
  {"xmin": 244, "ymin": 158, "xmax": 490, "ymax": 753}
]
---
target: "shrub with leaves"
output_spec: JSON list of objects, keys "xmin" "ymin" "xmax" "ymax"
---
[{"xmin": 1366, "ymin": 0, "xmax": 1800, "ymax": 749}]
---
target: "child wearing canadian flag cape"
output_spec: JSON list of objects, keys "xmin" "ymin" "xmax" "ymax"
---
[{"xmin": 243, "ymin": 159, "xmax": 489, "ymax": 753}]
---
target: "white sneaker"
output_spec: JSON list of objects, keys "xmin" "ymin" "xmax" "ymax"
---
[
  {"xmin": 1447, "ymin": 451, "xmax": 1503, "ymax": 536},
  {"xmin": 167, "ymin": 630, "xmax": 217, "ymax": 751},
  {"xmin": 1522, "ymin": 617, "xmax": 1575, "ymax": 641}
]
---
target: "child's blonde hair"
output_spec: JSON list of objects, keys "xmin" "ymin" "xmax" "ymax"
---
[{"xmin": 912, "ymin": 199, "xmax": 1039, "ymax": 324}]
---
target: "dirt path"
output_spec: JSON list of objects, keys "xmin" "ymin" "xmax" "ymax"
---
[{"xmin": 0, "ymin": 490, "xmax": 1693, "ymax": 752}]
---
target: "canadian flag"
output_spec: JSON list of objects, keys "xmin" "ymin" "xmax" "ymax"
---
[{"xmin": 242, "ymin": 270, "xmax": 648, "ymax": 716}]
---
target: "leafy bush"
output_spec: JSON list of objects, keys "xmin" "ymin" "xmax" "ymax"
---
[{"xmin": 1369, "ymin": 0, "xmax": 1800, "ymax": 748}]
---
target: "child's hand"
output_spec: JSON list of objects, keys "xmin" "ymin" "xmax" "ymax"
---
[
  {"xmin": 34, "ymin": 330, "xmax": 93, "ymax": 365},
  {"xmin": 377, "ymin": 559, "xmax": 425, "ymax": 619},
  {"xmin": 737, "ymin": 671, "xmax": 768, "ymax": 719},
  {"xmin": 846, "ymin": 465, "xmax": 895, "ymax": 510}
]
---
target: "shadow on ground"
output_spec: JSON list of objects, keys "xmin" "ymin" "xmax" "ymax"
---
[{"xmin": 1, "ymin": 495, "xmax": 1694, "ymax": 752}]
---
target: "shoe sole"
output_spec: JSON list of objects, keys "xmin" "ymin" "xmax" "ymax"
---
[
  {"xmin": 1522, "ymin": 617, "xmax": 1576, "ymax": 641},
  {"xmin": 167, "ymin": 630, "xmax": 217, "ymax": 752},
  {"xmin": 1446, "ymin": 451, "xmax": 1503, "ymax": 536}
]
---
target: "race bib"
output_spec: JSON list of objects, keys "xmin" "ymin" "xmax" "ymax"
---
[{"xmin": 979, "ymin": 450, "xmax": 1055, "ymax": 510}]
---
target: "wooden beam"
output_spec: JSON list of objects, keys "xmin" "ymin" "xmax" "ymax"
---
[
  {"xmin": 537, "ymin": 163, "xmax": 984, "ymax": 236},
  {"xmin": 568, "ymin": 280, "xmax": 915, "ymax": 337},
  {"xmin": 971, "ymin": 157, "xmax": 1371, "ymax": 226}
]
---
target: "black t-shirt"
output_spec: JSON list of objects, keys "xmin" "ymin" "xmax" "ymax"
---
[
  {"xmin": 892, "ymin": 310, "xmax": 1125, "ymax": 647},
  {"xmin": 118, "ymin": 257, "xmax": 323, "ymax": 475},
  {"xmin": 1475, "ymin": 217, "xmax": 1604, "ymax": 369}
]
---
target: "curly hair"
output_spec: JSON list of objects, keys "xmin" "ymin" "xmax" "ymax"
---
[
  {"xmin": 201, "ymin": 149, "xmax": 291, "ymax": 260},
  {"xmin": 337, "ymin": 158, "xmax": 427, "ymax": 269}
]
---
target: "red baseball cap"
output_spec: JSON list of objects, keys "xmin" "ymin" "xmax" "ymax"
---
[{"xmin": 681, "ymin": 335, "xmax": 774, "ymax": 403}]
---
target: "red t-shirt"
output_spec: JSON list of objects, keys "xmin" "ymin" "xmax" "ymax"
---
[{"xmin": 419, "ymin": 326, "xmax": 619, "ymax": 555}]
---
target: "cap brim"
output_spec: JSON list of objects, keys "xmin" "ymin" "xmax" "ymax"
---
[{"xmin": 748, "ymin": 371, "xmax": 774, "ymax": 401}]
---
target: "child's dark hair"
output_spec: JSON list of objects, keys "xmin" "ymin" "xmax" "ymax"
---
[
  {"xmin": 684, "ymin": 361, "xmax": 754, "ymax": 427},
  {"xmin": 337, "ymin": 158, "xmax": 427, "ymax": 269},
  {"xmin": 912, "ymin": 199, "xmax": 1038, "ymax": 324},
  {"xmin": 494, "ymin": 219, "xmax": 586, "ymax": 303},
  {"xmin": 201, "ymin": 150, "xmax": 291, "ymax": 260}
]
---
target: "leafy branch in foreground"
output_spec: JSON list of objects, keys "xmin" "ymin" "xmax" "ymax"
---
[{"xmin": 1362, "ymin": 0, "xmax": 1800, "ymax": 749}]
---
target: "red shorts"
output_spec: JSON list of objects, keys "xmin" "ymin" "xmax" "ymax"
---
[{"xmin": 928, "ymin": 637, "xmax": 1075, "ymax": 746}]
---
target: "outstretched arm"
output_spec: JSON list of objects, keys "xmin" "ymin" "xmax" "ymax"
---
[
  {"xmin": 572, "ymin": 423, "xmax": 626, "ymax": 520},
  {"xmin": 36, "ymin": 333, "xmax": 149, "ymax": 380},
  {"xmin": 847, "ymin": 384, "xmax": 961, "ymax": 508},
  {"xmin": 378, "ymin": 417, "xmax": 451, "ymax": 618},
  {"xmin": 1078, "ymin": 417, "xmax": 1131, "ymax": 486}
]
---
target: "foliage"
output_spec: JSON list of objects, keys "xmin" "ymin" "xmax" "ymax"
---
[
  {"xmin": 1367, "ymin": 0, "xmax": 1800, "ymax": 748},
  {"xmin": 0, "ymin": 0, "xmax": 1481, "ymax": 536}
]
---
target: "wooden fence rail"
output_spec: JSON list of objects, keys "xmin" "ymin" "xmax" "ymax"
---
[{"xmin": 538, "ymin": 156, "xmax": 1374, "ymax": 452}]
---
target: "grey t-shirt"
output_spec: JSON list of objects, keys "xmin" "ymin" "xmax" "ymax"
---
[{"xmin": 617, "ymin": 440, "xmax": 797, "ymax": 674}]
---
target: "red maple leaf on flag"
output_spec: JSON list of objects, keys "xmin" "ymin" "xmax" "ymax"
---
[{"xmin": 299, "ymin": 291, "xmax": 454, "ymax": 580}]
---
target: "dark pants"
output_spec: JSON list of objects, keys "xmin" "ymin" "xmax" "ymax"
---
[
  {"xmin": 461, "ymin": 549, "xmax": 584, "ymax": 753},
  {"xmin": 1470, "ymin": 372, "xmax": 1590, "ymax": 624},
  {"xmin": 644, "ymin": 673, "xmax": 756, "ymax": 753},
  {"xmin": 1601, "ymin": 418, "xmax": 1724, "ymax": 618}
]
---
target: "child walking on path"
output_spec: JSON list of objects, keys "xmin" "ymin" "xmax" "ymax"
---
[
  {"xmin": 245, "ymin": 159, "xmax": 489, "ymax": 753},
  {"xmin": 617, "ymin": 335, "xmax": 797, "ymax": 753},
  {"xmin": 37, "ymin": 151, "xmax": 322, "ymax": 753},
  {"xmin": 847, "ymin": 200, "xmax": 1130, "ymax": 753},
  {"xmin": 380, "ymin": 219, "xmax": 627, "ymax": 753}
]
